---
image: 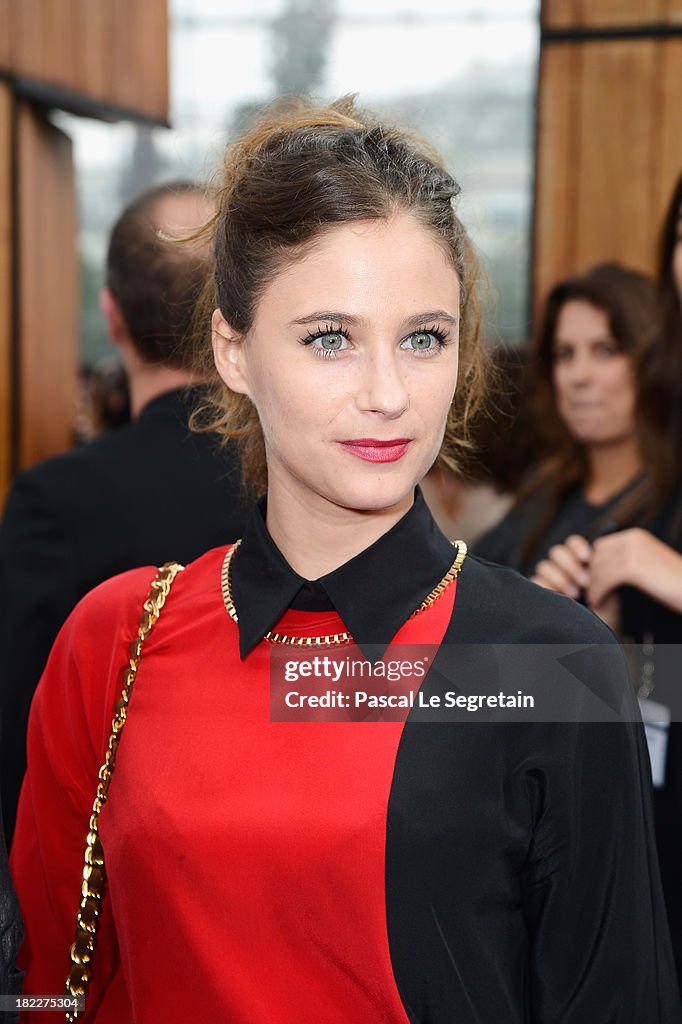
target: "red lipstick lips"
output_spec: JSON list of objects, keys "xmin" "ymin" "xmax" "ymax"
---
[{"xmin": 339, "ymin": 438, "xmax": 412, "ymax": 463}]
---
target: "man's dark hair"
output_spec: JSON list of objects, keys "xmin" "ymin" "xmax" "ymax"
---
[{"xmin": 106, "ymin": 181, "xmax": 210, "ymax": 369}]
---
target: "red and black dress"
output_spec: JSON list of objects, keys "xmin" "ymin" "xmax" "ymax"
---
[{"xmin": 11, "ymin": 490, "xmax": 681, "ymax": 1021}]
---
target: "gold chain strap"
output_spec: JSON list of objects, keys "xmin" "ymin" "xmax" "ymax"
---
[
  {"xmin": 64, "ymin": 561, "xmax": 184, "ymax": 1022},
  {"xmin": 221, "ymin": 538, "xmax": 467, "ymax": 647}
]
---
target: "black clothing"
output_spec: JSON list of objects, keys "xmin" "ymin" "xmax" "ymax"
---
[
  {"xmin": 0, "ymin": 387, "xmax": 248, "ymax": 843},
  {"xmin": 0, "ymin": 786, "xmax": 21, "ymax": 1015},
  {"xmin": 234, "ymin": 488, "xmax": 456, "ymax": 658},
  {"xmin": 475, "ymin": 477, "xmax": 640, "ymax": 575},
  {"xmin": 620, "ymin": 476, "xmax": 682, "ymax": 986},
  {"xmin": 474, "ymin": 473, "xmax": 682, "ymax": 985}
]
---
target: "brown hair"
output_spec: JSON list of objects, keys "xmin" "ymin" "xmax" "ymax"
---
[
  {"xmin": 106, "ymin": 181, "xmax": 210, "ymax": 370},
  {"xmin": 521, "ymin": 262, "xmax": 658, "ymax": 562},
  {"xmin": 637, "ymin": 170, "xmax": 682, "ymax": 504},
  {"xmin": 192, "ymin": 96, "xmax": 487, "ymax": 496}
]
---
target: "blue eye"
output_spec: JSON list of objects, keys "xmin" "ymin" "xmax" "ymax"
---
[
  {"xmin": 401, "ymin": 329, "xmax": 447, "ymax": 354},
  {"xmin": 300, "ymin": 326, "xmax": 351, "ymax": 359},
  {"xmin": 318, "ymin": 332, "xmax": 346, "ymax": 351},
  {"xmin": 594, "ymin": 342, "xmax": 619, "ymax": 358}
]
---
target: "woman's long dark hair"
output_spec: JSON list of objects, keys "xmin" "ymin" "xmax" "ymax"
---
[
  {"xmin": 637, "ymin": 170, "xmax": 682, "ymax": 506},
  {"xmin": 521, "ymin": 262, "xmax": 658, "ymax": 564}
]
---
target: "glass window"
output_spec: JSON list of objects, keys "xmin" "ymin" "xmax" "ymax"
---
[{"xmin": 56, "ymin": 0, "xmax": 539, "ymax": 365}]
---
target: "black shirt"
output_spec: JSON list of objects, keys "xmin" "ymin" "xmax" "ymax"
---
[{"xmin": 474, "ymin": 478, "xmax": 642, "ymax": 576}]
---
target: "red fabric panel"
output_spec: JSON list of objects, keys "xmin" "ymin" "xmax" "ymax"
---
[{"xmin": 12, "ymin": 547, "xmax": 456, "ymax": 1022}]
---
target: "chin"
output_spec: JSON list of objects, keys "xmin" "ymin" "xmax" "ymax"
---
[{"xmin": 322, "ymin": 470, "xmax": 418, "ymax": 514}]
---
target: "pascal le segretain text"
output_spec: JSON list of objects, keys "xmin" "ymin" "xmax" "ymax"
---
[{"xmin": 283, "ymin": 690, "xmax": 535, "ymax": 711}]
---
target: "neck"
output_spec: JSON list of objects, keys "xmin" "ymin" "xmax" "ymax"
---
[
  {"xmin": 128, "ymin": 365, "xmax": 195, "ymax": 419},
  {"xmin": 583, "ymin": 437, "xmax": 644, "ymax": 505},
  {"xmin": 265, "ymin": 476, "xmax": 415, "ymax": 580}
]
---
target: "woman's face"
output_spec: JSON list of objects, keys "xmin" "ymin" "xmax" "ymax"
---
[
  {"xmin": 552, "ymin": 299, "xmax": 637, "ymax": 448},
  {"xmin": 212, "ymin": 212, "xmax": 460, "ymax": 517}
]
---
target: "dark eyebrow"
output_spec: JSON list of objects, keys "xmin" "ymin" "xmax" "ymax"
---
[
  {"xmin": 288, "ymin": 310, "xmax": 459, "ymax": 329},
  {"xmin": 553, "ymin": 336, "xmax": 616, "ymax": 348},
  {"xmin": 403, "ymin": 311, "xmax": 459, "ymax": 329}
]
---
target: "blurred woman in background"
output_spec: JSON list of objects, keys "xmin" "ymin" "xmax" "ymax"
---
[{"xmin": 475, "ymin": 261, "xmax": 658, "ymax": 596}]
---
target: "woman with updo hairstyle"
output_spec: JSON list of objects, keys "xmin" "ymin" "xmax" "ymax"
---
[{"xmin": 11, "ymin": 98, "xmax": 680, "ymax": 1022}]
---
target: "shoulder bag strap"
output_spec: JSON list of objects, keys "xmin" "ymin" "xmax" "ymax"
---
[{"xmin": 64, "ymin": 561, "xmax": 184, "ymax": 1021}]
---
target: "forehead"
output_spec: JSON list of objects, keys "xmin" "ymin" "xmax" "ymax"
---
[
  {"xmin": 555, "ymin": 299, "xmax": 611, "ymax": 338},
  {"xmin": 253, "ymin": 213, "xmax": 460, "ymax": 321}
]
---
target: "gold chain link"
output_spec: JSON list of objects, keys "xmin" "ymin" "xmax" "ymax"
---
[
  {"xmin": 221, "ymin": 538, "xmax": 467, "ymax": 647},
  {"xmin": 64, "ymin": 561, "xmax": 184, "ymax": 1022}
]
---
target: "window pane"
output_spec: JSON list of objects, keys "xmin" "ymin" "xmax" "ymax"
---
[{"xmin": 57, "ymin": 0, "xmax": 539, "ymax": 364}]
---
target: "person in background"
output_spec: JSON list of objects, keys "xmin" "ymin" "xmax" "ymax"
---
[
  {"xmin": 0, "ymin": 181, "xmax": 249, "ymax": 845},
  {"xmin": 474, "ymin": 262, "xmax": 658, "ymax": 591},
  {"xmin": 487, "ymin": 178, "xmax": 682, "ymax": 980}
]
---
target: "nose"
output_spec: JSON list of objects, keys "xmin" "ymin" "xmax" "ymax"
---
[
  {"xmin": 355, "ymin": 349, "xmax": 410, "ymax": 418},
  {"xmin": 563, "ymin": 351, "xmax": 593, "ymax": 387}
]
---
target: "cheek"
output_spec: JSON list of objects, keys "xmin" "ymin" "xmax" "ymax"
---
[
  {"xmin": 252, "ymin": 365, "xmax": 334, "ymax": 443},
  {"xmin": 414, "ymin": 349, "xmax": 459, "ymax": 408},
  {"xmin": 612, "ymin": 365, "xmax": 636, "ymax": 403}
]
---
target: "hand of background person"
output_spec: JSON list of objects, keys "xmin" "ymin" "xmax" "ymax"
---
[
  {"xmin": 530, "ymin": 534, "xmax": 592, "ymax": 600},
  {"xmin": 531, "ymin": 534, "xmax": 622, "ymax": 632},
  {"xmin": 587, "ymin": 528, "xmax": 682, "ymax": 615}
]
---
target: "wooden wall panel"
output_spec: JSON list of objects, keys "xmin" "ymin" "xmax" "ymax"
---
[
  {"xmin": 657, "ymin": 38, "xmax": 682, "ymax": 230},
  {"xmin": 0, "ymin": 2, "xmax": 10, "ymax": 69},
  {"xmin": 534, "ymin": 45, "xmax": 580, "ymax": 298},
  {"xmin": 542, "ymin": 1, "xmax": 580, "ymax": 27},
  {"xmin": 542, "ymin": 0, "xmax": 679, "ymax": 26},
  {"xmin": 134, "ymin": 0, "xmax": 170, "ymax": 120},
  {"xmin": 107, "ymin": 0, "xmax": 168, "ymax": 117},
  {"xmin": 0, "ymin": 0, "xmax": 168, "ymax": 125},
  {"xmin": 534, "ymin": 27, "xmax": 682, "ymax": 323},
  {"xmin": 575, "ymin": 0, "xmax": 665, "ymax": 26},
  {"xmin": 71, "ymin": 0, "xmax": 110, "ymax": 103},
  {"xmin": 16, "ymin": 102, "xmax": 77, "ymax": 469},
  {"xmin": 574, "ymin": 40, "xmax": 659, "ymax": 273},
  {"xmin": 0, "ymin": 84, "xmax": 11, "ymax": 505}
]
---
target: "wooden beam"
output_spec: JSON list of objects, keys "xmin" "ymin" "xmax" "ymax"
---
[{"xmin": 16, "ymin": 102, "xmax": 77, "ymax": 469}]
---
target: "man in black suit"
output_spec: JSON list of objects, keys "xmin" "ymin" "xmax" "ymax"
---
[{"xmin": 0, "ymin": 182, "xmax": 249, "ymax": 844}]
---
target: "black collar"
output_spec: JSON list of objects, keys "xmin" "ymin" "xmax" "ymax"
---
[{"xmin": 231, "ymin": 488, "xmax": 456, "ymax": 659}]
